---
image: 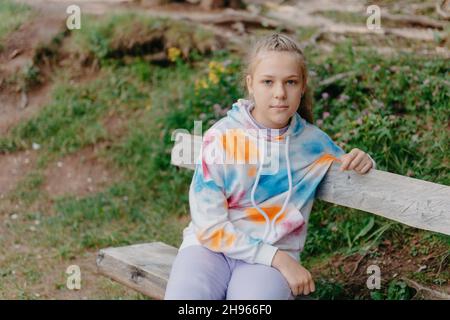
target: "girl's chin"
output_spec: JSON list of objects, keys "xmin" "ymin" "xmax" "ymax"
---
[{"xmin": 266, "ymin": 117, "xmax": 291, "ymax": 128}]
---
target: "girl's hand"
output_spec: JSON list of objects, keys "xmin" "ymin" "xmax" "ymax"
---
[
  {"xmin": 339, "ymin": 148, "xmax": 373, "ymax": 174},
  {"xmin": 271, "ymin": 250, "xmax": 315, "ymax": 296}
]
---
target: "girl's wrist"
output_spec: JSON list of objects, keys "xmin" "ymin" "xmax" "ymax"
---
[{"xmin": 271, "ymin": 250, "xmax": 291, "ymax": 271}]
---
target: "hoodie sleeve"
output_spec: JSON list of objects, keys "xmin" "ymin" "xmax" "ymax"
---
[
  {"xmin": 317, "ymin": 127, "xmax": 377, "ymax": 169},
  {"xmin": 188, "ymin": 132, "xmax": 278, "ymax": 266}
]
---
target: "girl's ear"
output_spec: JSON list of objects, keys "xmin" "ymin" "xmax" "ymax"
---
[{"xmin": 246, "ymin": 75, "xmax": 253, "ymax": 95}]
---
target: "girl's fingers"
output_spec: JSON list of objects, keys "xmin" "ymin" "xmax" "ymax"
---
[
  {"xmin": 355, "ymin": 159, "xmax": 369, "ymax": 172},
  {"xmin": 303, "ymin": 285, "xmax": 310, "ymax": 296},
  {"xmin": 290, "ymin": 282, "xmax": 299, "ymax": 296},
  {"xmin": 340, "ymin": 154, "xmax": 353, "ymax": 171},
  {"xmin": 360, "ymin": 162, "xmax": 372, "ymax": 174},
  {"xmin": 309, "ymin": 279, "xmax": 316, "ymax": 293},
  {"xmin": 348, "ymin": 152, "xmax": 366, "ymax": 170},
  {"xmin": 340, "ymin": 149, "xmax": 359, "ymax": 171},
  {"xmin": 294, "ymin": 284, "xmax": 302, "ymax": 296}
]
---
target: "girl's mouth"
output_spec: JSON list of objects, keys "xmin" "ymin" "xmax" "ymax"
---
[{"xmin": 270, "ymin": 105, "xmax": 289, "ymax": 109}]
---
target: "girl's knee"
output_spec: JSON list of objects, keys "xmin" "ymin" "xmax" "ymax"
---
[
  {"xmin": 164, "ymin": 245, "xmax": 229, "ymax": 300},
  {"xmin": 226, "ymin": 264, "xmax": 292, "ymax": 300},
  {"xmin": 165, "ymin": 278, "xmax": 221, "ymax": 300},
  {"xmin": 227, "ymin": 284, "xmax": 292, "ymax": 300}
]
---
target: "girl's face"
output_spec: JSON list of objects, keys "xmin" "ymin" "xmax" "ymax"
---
[{"xmin": 246, "ymin": 51, "xmax": 306, "ymax": 129}]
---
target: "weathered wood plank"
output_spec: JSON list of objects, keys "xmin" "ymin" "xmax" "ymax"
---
[
  {"xmin": 96, "ymin": 242, "xmax": 316, "ymax": 300},
  {"xmin": 171, "ymin": 133, "xmax": 450, "ymax": 235},
  {"xmin": 317, "ymin": 164, "xmax": 450, "ymax": 235},
  {"xmin": 96, "ymin": 242, "xmax": 178, "ymax": 299}
]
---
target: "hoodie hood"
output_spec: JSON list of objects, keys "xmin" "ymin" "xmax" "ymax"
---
[{"xmin": 227, "ymin": 98, "xmax": 306, "ymax": 142}]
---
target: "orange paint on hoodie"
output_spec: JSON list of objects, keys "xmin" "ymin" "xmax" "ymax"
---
[
  {"xmin": 221, "ymin": 129, "xmax": 259, "ymax": 164},
  {"xmin": 309, "ymin": 153, "xmax": 340, "ymax": 171},
  {"xmin": 245, "ymin": 205, "xmax": 286, "ymax": 224},
  {"xmin": 197, "ymin": 228, "xmax": 236, "ymax": 251}
]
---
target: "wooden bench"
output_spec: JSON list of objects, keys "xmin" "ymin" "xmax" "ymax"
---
[{"xmin": 96, "ymin": 133, "xmax": 450, "ymax": 299}]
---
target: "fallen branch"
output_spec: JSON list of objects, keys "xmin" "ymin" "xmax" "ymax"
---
[
  {"xmin": 144, "ymin": 8, "xmax": 294, "ymax": 32},
  {"xmin": 436, "ymin": 0, "xmax": 450, "ymax": 20},
  {"xmin": 20, "ymin": 90, "xmax": 28, "ymax": 109},
  {"xmin": 382, "ymin": 12, "xmax": 447, "ymax": 29},
  {"xmin": 400, "ymin": 277, "xmax": 450, "ymax": 300},
  {"xmin": 350, "ymin": 252, "xmax": 369, "ymax": 277},
  {"xmin": 326, "ymin": 24, "xmax": 438, "ymax": 42},
  {"xmin": 201, "ymin": 9, "xmax": 295, "ymax": 33},
  {"xmin": 264, "ymin": 4, "xmax": 446, "ymax": 42}
]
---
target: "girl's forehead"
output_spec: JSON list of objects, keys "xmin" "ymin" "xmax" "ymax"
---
[{"xmin": 253, "ymin": 51, "xmax": 302, "ymax": 76}]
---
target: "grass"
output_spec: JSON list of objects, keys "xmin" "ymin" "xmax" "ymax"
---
[
  {"xmin": 0, "ymin": 0, "xmax": 31, "ymax": 48},
  {"xmin": 0, "ymin": 11, "xmax": 448, "ymax": 299}
]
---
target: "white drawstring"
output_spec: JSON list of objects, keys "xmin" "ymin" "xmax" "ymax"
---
[{"xmin": 250, "ymin": 135, "xmax": 293, "ymax": 242}]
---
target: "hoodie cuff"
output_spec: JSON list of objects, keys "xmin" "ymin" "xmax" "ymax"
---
[{"xmin": 254, "ymin": 243, "xmax": 279, "ymax": 266}]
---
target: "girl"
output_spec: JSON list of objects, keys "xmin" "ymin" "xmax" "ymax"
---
[{"xmin": 165, "ymin": 33, "xmax": 376, "ymax": 300}]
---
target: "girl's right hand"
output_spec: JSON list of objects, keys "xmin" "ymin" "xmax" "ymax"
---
[{"xmin": 271, "ymin": 250, "xmax": 315, "ymax": 296}]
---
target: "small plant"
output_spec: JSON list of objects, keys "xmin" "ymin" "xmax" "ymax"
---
[{"xmin": 311, "ymin": 278, "xmax": 348, "ymax": 300}]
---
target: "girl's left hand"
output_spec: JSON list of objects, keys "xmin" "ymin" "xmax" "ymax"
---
[{"xmin": 339, "ymin": 148, "xmax": 373, "ymax": 174}]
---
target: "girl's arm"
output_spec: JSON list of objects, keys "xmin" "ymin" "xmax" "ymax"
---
[
  {"xmin": 316, "ymin": 126, "xmax": 376, "ymax": 174},
  {"xmin": 272, "ymin": 250, "xmax": 315, "ymax": 296}
]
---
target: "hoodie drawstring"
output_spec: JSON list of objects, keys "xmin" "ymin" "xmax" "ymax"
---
[{"xmin": 250, "ymin": 135, "xmax": 293, "ymax": 242}]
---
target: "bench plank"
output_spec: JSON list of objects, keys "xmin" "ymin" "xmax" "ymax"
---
[
  {"xmin": 96, "ymin": 242, "xmax": 178, "ymax": 299},
  {"xmin": 317, "ymin": 164, "xmax": 450, "ymax": 235},
  {"xmin": 96, "ymin": 242, "xmax": 316, "ymax": 300}
]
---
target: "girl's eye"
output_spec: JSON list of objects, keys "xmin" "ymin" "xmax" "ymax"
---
[
  {"xmin": 263, "ymin": 80, "xmax": 272, "ymax": 85},
  {"xmin": 287, "ymin": 80, "xmax": 297, "ymax": 85}
]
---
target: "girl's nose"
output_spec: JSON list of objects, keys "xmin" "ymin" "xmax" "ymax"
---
[{"xmin": 274, "ymin": 83, "xmax": 287, "ymax": 99}]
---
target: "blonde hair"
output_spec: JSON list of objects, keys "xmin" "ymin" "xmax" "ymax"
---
[{"xmin": 242, "ymin": 33, "xmax": 313, "ymax": 124}]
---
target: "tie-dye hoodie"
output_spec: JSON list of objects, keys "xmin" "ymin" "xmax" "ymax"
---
[{"xmin": 179, "ymin": 98, "xmax": 372, "ymax": 266}]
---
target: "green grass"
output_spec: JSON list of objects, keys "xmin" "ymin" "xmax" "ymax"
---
[{"xmin": 0, "ymin": 0, "xmax": 31, "ymax": 47}]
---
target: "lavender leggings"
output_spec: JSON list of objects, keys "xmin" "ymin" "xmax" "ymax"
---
[{"xmin": 164, "ymin": 245, "xmax": 294, "ymax": 300}]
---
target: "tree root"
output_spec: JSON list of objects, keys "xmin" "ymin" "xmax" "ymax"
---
[{"xmin": 400, "ymin": 277, "xmax": 450, "ymax": 300}]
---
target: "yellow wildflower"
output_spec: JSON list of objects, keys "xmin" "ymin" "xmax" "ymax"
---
[
  {"xmin": 195, "ymin": 79, "xmax": 209, "ymax": 91},
  {"xmin": 208, "ymin": 61, "xmax": 225, "ymax": 73},
  {"xmin": 208, "ymin": 71, "xmax": 219, "ymax": 84},
  {"xmin": 168, "ymin": 47, "xmax": 181, "ymax": 62},
  {"xmin": 200, "ymin": 79, "xmax": 208, "ymax": 89}
]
